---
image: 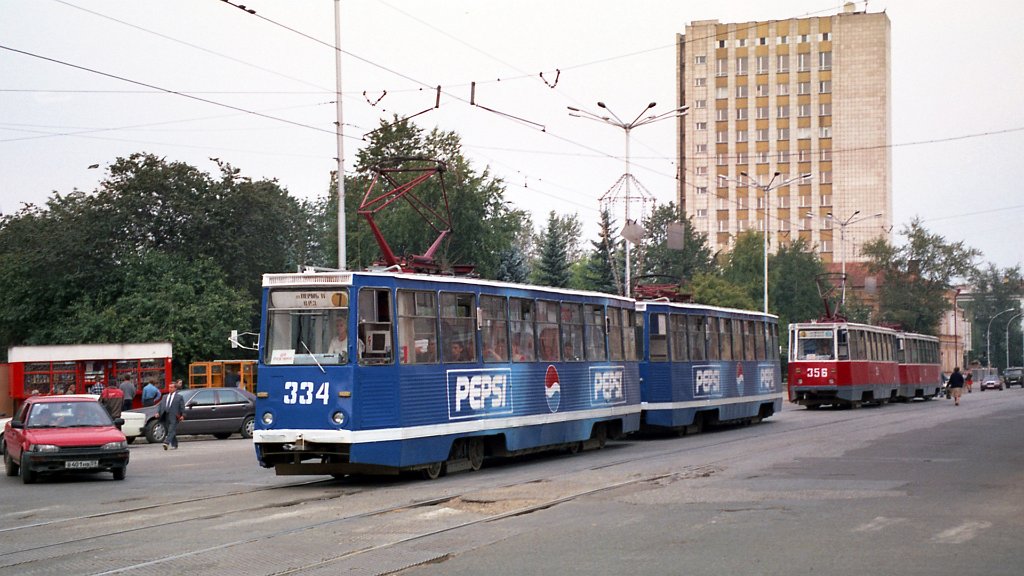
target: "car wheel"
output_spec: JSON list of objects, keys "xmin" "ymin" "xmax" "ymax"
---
[
  {"xmin": 20, "ymin": 454, "xmax": 36, "ymax": 484},
  {"xmin": 112, "ymin": 466, "xmax": 126, "ymax": 481},
  {"xmin": 4, "ymin": 446, "xmax": 18, "ymax": 477},
  {"xmin": 240, "ymin": 415, "xmax": 255, "ymax": 439},
  {"xmin": 144, "ymin": 419, "xmax": 167, "ymax": 444},
  {"xmin": 213, "ymin": 432, "xmax": 232, "ymax": 440}
]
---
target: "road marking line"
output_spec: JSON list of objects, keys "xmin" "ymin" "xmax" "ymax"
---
[
  {"xmin": 853, "ymin": 516, "xmax": 907, "ymax": 532},
  {"xmin": 933, "ymin": 521, "xmax": 992, "ymax": 544}
]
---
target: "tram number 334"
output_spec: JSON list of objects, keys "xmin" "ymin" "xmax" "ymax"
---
[{"xmin": 283, "ymin": 381, "xmax": 330, "ymax": 405}]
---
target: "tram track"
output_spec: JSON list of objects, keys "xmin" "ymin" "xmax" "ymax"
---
[{"xmin": 1, "ymin": 400, "xmax": 946, "ymax": 576}]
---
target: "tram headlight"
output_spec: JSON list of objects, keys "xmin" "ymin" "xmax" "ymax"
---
[
  {"xmin": 262, "ymin": 412, "xmax": 274, "ymax": 426},
  {"xmin": 332, "ymin": 411, "xmax": 345, "ymax": 426}
]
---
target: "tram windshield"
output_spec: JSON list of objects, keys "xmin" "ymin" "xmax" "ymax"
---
[
  {"xmin": 265, "ymin": 289, "xmax": 351, "ymax": 365},
  {"xmin": 794, "ymin": 328, "xmax": 835, "ymax": 360}
]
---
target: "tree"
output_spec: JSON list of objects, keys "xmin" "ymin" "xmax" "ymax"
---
[
  {"xmin": 722, "ymin": 231, "xmax": 766, "ymax": 308},
  {"xmin": 640, "ymin": 204, "xmax": 714, "ymax": 283},
  {"xmin": 768, "ymin": 237, "xmax": 827, "ymax": 340},
  {"xmin": 966, "ymin": 263, "xmax": 1023, "ymax": 369},
  {"xmin": 532, "ymin": 211, "xmax": 575, "ymax": 288},
  {"xmin": 0, "ymin": 153, "xmax": 310, "ymax": 368},
  {"xmin": 861, "ymin": 218, "xmax": 980, "ymax": 334},
  {"xmin": 689, "ymin": 272, "xmax": 757, "ymax": 310},
  {"xmin": 574, "ymin": 209, "xmax": 619, "ymax": 294},
  {"xmin": 339, "ymin": 117, "xmax": 529, "ymax": 278}
]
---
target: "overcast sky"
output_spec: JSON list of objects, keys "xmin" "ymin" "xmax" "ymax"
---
[{"xmin": 2, "ymin": 0, "xmax": 1022, "ymax": 271}]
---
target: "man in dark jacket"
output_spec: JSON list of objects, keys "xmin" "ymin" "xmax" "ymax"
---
[
  {"xmin": 158, "ymin": 380, "xmax": 186, "ymax": 450},
  {"xmin": 948, "ymin": 366, "xmax": 965, "ymax": 406}
]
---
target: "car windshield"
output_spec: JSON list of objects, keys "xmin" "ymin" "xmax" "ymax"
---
[{"xmin": 27, "ymin": 401, "xmax": 113, "ymax": 428}]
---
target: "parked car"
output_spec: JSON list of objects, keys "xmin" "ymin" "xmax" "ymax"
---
[
  {"xmin": 1004, "ymin": 367, "xmax": 1023, "ymax": 388},
  {"xmin": 3, "ymin": 395, "xmax": 129, "ymax": 484},
  {"xmin": 121, "ymin": 411, "xmax": 146, "ymax": 444},
  {"xmin": 126, "ymin": 387, "xmax": 256, "ymax": 444}
]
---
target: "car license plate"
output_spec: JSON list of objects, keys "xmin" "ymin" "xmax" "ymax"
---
[{"xmin": 65, "ymin": 460, "xmax": 99, "ymax": 469}]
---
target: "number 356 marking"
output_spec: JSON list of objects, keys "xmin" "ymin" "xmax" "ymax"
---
[
  {"xmin": 806, "ymin": 368, "xmax": 829, "ymax": 378},
  {"xmin": 283, "ymin": 381, "xmax": 330, "ymax": 405}
]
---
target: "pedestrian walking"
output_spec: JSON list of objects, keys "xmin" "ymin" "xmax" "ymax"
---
[
  {"xmin": 159, "ymin": 379, "xmax": 186, "ymax": 450},
  {"xmin": 948, "ymin": 366, "xmax": 965, "ymax": 406},
  {"xmin": 119, "ymin": 376, "xmax": 136, "ymax": 412}
]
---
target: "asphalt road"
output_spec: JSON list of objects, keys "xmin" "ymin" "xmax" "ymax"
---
[{"xmin": 1, "ymin": 388, "xmax": 1022, "ymax": 576}]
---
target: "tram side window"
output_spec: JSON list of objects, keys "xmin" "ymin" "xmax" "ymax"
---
[
  {"xmin": 896, "ymin": 338, "xmax": 906, "ymax": 363},
  {"xmin": 854, "ymin": 330, "xmax": 868, "ymax": 360},
  {"xmin": 358, "ymin": 288, "xmax": 394, "ymax": 365},
  {"xmin": 719, "ymin": 318, "xmax": 734, "ymax": 361},
  {"xmin": 688, "ymin": 316, "xmax": 707, "ymax": 361},
  {"xmin": 647, "ymin": 313, "xmax": 668, "ymax": 362},
  {"xmin": 608, "ymin": 307, "xmax": 625, "ymax": 361},
  {"xmin": 618, "ymin": 309, "xmax": 634, "ymax": 358},
  {"xmin": 265, "ymin": 289, "xmax": 351, "ymax": 365},
  {"xmin": 560, "ymin": 302, "xmax": 584, "ymax": 361},
  {"xmin": 441, "ymin": 292, "xmax": 476, "ymax": 363},
  {"xmin": 707, "ymin": 317, "xmax": 720, "ymax": 361},
  {"xmin": 669, "ymin": 314, "xmax": 688, "ymax": 362},
  {"xmin": 584, "ymin": 304, "xmax": 607, "ymax": 361},
  {"xmin": 397, "ymin": 290, "xmax": 438, "ymax": 365},
  {"xmin": 510, "ymin": 298, "xmax": 535, "ymax": 362},
  {"xmin": 744, "ymin": 321, "xmax": 756, "ymax": 360},
  {"xmin": 754, "ymin": 321, "xmax": 766, "ymax": 360},
  {"xmin": 481, "ymin": 295, "xmax": 509, "ymax": 363},
  {"xmin": 837, "ymin": 329, "xmax": 849, "ymax": 360},
  {"xmin": 537, "ymin": 300, "xmax": 560, "ymax": 361}
]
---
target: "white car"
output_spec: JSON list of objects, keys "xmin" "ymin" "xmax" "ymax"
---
[{"xmin": 121, "ymin": 411, "xmax": 146, "ymax": 444}]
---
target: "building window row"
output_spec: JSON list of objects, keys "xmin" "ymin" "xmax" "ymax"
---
[
  {"xmin": 714, "ymin": 52, "xmax": 832, "ymax": 76},
  {"xmin": 710, "ymin": 126, "xmax": 835, "ymax": 143},
  {"xmin": 711, "ymin": 32, "xmax": 828, "ymax": 49}
]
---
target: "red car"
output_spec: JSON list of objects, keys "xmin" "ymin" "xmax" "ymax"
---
[{"xmin": 3, "ymin": 395, "xmax": 130, "ymax": 484}]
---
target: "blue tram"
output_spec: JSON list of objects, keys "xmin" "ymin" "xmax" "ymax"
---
[
  {"xmin": 253, "ymin": 270, "xmax": 641, "ymax": 478},
  {"xmin": 637, "ymin": 301, "xmax": 783, "ymax": 433}
]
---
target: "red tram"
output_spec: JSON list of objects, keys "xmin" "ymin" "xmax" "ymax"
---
[
  {"xmin": 788, "ymin": 322, "xmax": 898, "ymax": 408},
  {"xmin": 788, "ymin": 322, "xmax": 942, "ymax": 408},
  {"xmin": 895, "ymin": 332, "xmax": 942, "ymax": 400}
]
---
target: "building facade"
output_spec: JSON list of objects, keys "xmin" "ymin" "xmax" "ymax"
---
[{"xmin": 677, "ymin": 3, "xmax": 892, "ymax": 263}]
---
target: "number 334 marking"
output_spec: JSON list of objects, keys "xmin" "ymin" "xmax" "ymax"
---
[{"xmin": 283, "ymin": 381, "xmax": 330, "ymax": 405}]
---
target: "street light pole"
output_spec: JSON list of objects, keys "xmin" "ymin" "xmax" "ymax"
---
[
  {"xmin": 1006, "ymin": 312, "xmax": 1022, "ymax": 369},
  {"xmin": 334, "ymin": 0, "xmax": 347, "ymax": 270},
  {"xmin": 826, "ymin": 210, "xmax": 882, "ymax": 306},
  {"xmin": 719, "ymin": 171, "xmax": 810, "ymax": 314},
  {"xmin": 987, "ymin": 308, "xmax": 1015, "ymax": 368},
  {"xmin": 568, "ymin": 102, "xmax": 688, "ymax": 297}
]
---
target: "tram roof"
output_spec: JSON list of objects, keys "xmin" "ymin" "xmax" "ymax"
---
[
  {"xmin": 634, "ymin": 300, "xmax": 778, "ymax": 320},
  {"xmin": 789, "ymin": 321, "xmax": 939, "ymax": 341},
  {"xmin": 262, "ymin": 269, "xmax": 637, "ymax": 304}
]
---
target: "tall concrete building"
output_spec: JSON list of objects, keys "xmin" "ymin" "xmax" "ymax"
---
[{"xmin": 677, "ymin": 3, "xmax": 892, "ymax": 265}]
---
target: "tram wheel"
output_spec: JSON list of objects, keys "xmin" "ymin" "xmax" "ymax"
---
[
  {"xmin": 466, "ymin": 439, "xmax": 485, "ymax": 472},
  {"xmin": 421, "ymin": 461, "xmax": 444, "ymax": 480}
]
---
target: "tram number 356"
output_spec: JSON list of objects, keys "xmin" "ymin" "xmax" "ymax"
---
[
  {"xmin": 805, "ymin": 368, "xmax": 830, "ymax": 378},
  {"xmin": 283, "ymin": 381, "xmax": 330, "ymax": 405}
]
